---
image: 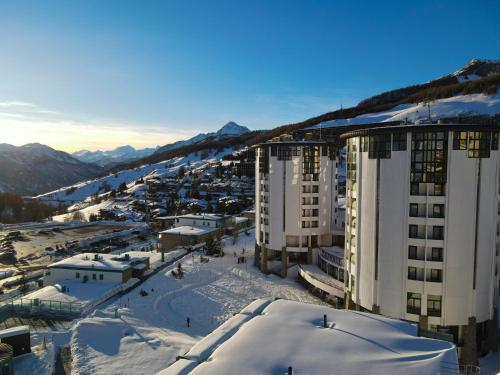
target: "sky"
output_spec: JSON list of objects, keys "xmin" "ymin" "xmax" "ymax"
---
[{"xmin": 0, "ymin": 0, "xmax": 499, "ymax": 152}]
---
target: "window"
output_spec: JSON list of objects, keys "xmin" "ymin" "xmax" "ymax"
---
[
  {"xmin": 432, "ymin": 226, "xmax": 444, "ymax": 240},
  {"xmin": 368, "ymin": 134, "xmax": 391, "ymax": 159},
  {"xmin": 303, "ymin": 146, "xmax": 320, "ymax": 174},
  {"xmin": 311, "ymin": 235, "xmax": 318, "ymax": 247},
  {"xmin": 302, "ymin": 185, "xmax": 319, "ymax": 193},
  {"xmin": 427, "ymin": 295, "xmax": 442, "ymax": 317},
  {"xmin": 392, "ymin": 132, "xmax": 407, "ymax": 151},
  {"xmin": 301, "ymin": 236, "xmax": 309, "ymax": 247},
  {"xmin": 409, "ymin": 204, "xmax": 419, "ymax": 217},
  {"xmin": 427, "ymin": 269, "xmax": 442, "ymax": 282},
  {"xmin": 432, "ymin": 184, "xmax": 445, "ymax": 196},
  {"xmin": 432, "ymin": 204, "xmax": 444, "ymax": 218},
  {"xmin": 265, "ymin": 232, "xmax": 269, "ymax": 244},
  {"xmin": 99, "ymin": 274, "xmax": 104, "ymax": 280},
  {"xmin": 408, "ymin": 246, "xmax": 425, "ymax": 260},
  {"xmin": 408, "ymin": 267, "xmax": 417, "ymax": 280},
  {"xmin": 92, "ymin": 274, "xmax": 96, "ymax": 280},
  {"xmin": 258, "ymin": 147, "xmax": 269, "ymax": 174},
  {"xmin": 277, "ymin": 146, "xmax": 300, "ymax": 160},
  {"xmin": 468, "ymin": 131, "xmax": 491, "ymax": 158},
  {"xmin": 409, "ymin": 225, "xmax": 418, "ymax": 238},
  {"xmin": 311, "ymin": 221, "xmax": 318, "ymax": 228},
  {"xmin": 492, "ymin": 132, "xmax": 499, "ymax": 150},
  {"xmin": 360, "ymin": 136, "xmax": 368, "ymax": 152},
  {"xmin": 453, "ymin": 131, "xmax": 467, "ymax": 150},
  {"xmin": 407, "ymin": 292, "xmax": 421, "ymax": 315},
  {"xmin": 411, "ymin": 131, "xmax": 447, "ymax": 185},
  {"xmin": 76, "ymin": 272, "xmax": 80, "ymax": 279},
  {"xmin": 429, "ymin": 247, "xmax": 443, "ymax": 262},
  {"xmin": 410, "ymin": 183, "xmax": 420, "ymax": 196}
]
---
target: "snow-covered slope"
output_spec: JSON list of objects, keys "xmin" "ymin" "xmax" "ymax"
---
[
  {"xmin": 36, "ymin": 147, "xmax": 236, "ymax": 205},
  {"xmin": 0, "ymin": 143, "xmax": 102, "ymax": 195},
  {"xmin": 73, "ymin": 145, "xmax": 159, "ymax": 167},
  {"xmin": 155, "ymin": 122, "xmax": 250, "ymax": 155},
  {"xmin": 311, "ymin": 92, "xmax": 500, "ymax": 129},
  {"xmin": 180, "ymin": 299, "xmax": 457, "ymax": 375}
]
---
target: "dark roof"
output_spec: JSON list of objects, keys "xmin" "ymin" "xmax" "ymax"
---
[
  {"xmin": 340, "ymin": 123, "xmax": 500, "ymax": 140},
  {"xmin": 254, "ymin": 140, "xmax": 329, "ymax": 148}
]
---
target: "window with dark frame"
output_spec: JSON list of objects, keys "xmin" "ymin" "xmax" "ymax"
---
[
  {"xmin": 408, "ymin": 246, "xmax": 417, "ymax": 260},
  {"xmin": 427, "ymin": 295, "xmax": 442, "ymax": 317},
  {"xmin": 430, "ymin": 247, "xmax": 443, "ymax": 261},
  {"xmin": 392, "ymin": 132, "xmax": 407, "ymax": 151},
  {"xmin": 407, "ymin": 292, "xmax": 421, "ymax": 315},
  {"xmin": 408, "ymin": 266, "xmax": 417, "ymax": 280},
  {"xmin": 411, "ymin": 131, "xmax": 447, "ymax": 185}
]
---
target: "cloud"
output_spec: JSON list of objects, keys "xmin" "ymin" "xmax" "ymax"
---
[
  {"xmin": 0, "ymin": 101, "xmax": 194, "ymax": 152},
  {"xmin": 0, "ymin": 101, "xmax": 37, "ymax": 108}
]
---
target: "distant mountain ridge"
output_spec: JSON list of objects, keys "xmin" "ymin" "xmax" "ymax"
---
[
  {"xmin": 155, "ymin": 121, "xmax": 250, "ymax": 154},
  {"xmin": 0, "ymin": 143, "xmax": 102, "ymax": 196},
  {"xmin": 72, "ymin": 145, "xmax": 159, "ymax": 167}
]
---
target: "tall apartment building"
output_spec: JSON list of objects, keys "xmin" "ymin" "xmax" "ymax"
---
[
  {"xmin": 254, "ymin": 136, "xmax": 340, "ymax": 277},
  {"xmin": 342, "ymin": 123, "xmax": 500, "ymax": 362}
]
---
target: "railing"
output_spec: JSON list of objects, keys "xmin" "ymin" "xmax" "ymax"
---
[
  {"xmin": 418, "ymin": 327, "xmax": 454, "ymax": 343},
  {"xmin": 459, "ymin": 364, "xmax": 481, "ymax": 374},
  {"xmin": 0, "ymin": 297, "xmax": 82, "ymax": 318}
]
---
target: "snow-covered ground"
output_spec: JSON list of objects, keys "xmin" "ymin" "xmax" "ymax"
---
[
  {"xmin": 169, "ymin": 299, "xmax": 457, "ymax": 375},
  {"xmin": 36, "ymin": 148, "xmax": 236, "ymax": 205},
  {"xmin": 69, "ymin": 230, "xmax": 323, "ymax": 375},
  {"xmin": 310, "ymin": 92, "xmax": 500, "ymax": 129}
]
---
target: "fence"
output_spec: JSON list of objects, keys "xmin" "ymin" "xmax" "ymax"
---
[
  {"xmin": 418, "ymin": 327, "xmax": 455, "ymax": 343},
  {"xmin": 0, "ymin": 297, "xmax": 82, "ymax": 319}
]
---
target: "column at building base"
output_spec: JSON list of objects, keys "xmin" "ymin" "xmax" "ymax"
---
[
  {"xmin": 485, "ymin": 314, "xmax": 498, "ymax": 353},
  {"xmin": 280, "ymin": 247, "xmax": 288, "ymax": 278},
  {"xmin": 260, "ymin": 245, "xmax": 268, "ymax": 274},
  {"xmin": 461, "ymin": 317, "xmax": 478, "ymax": 366}
]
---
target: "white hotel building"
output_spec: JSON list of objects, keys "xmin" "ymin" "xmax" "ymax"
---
[
  {"xmin": 254, "ymin": 136, "xmax": 341, "ymax": 277},
  {"xmin": 342, "ymin": 123, "xmax": 500, "ymax": 362}
]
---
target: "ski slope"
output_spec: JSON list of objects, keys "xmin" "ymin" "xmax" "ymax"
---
[{"xmin": 311, "ymin": 92, "xmax": 500, "ymax": 129}]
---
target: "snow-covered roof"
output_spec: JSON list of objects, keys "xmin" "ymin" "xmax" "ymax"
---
[
  {"xmin": 159, "ymin": 226, "xmax": 217, "ymax": 236},
  {"xmin": 48, "ymin": 253, "xmax": 147, "ymax": 272},
  {"xmin": 234, "ymin": 216, "xmax": 248, "ymax": 224},
  {"xmin": 179, "ymin": 213, "xmax": 229, "ymax": 222},
  {"xmin": 0, "ymin": 325, "xmax": 29, "ymax": 339},
  {"xmin": 178, "ymin": 299, "xmax": 457, "ymax": 375}
]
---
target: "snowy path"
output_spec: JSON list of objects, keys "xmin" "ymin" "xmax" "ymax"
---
[{"xmin": 70, "ymin": 230, "xmax": 324, "ymax": 375}]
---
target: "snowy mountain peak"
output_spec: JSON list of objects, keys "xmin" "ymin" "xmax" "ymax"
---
[
  {"xmin": 216, "ymin": 122, "xmax": 250, "ymax": 136},
  {"xmin": 72, "ymin": 145, "xmax": 159, "ymax": 168},
  {"xmin": 452, "ymin": 59, "xmax": 500, "ymax": 80}
]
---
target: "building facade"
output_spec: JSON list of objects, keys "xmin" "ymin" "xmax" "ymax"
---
[
  {"xmin": 254, "ymin": 138, "xmax": 339, "ymax": 276},
  {"xmin": 342, "ymin": 123, "xmax": 500, "ymax": 361}
]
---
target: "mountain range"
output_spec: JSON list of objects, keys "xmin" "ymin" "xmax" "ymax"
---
[
  {"xmin": 0, "ymin": 143, "xmax": 103, "ymax": 196},
  {"xmin": 154, "ymin": 121, "xmax": 250, "ymax": 154},
  {"xmin": 72, "ymin": 145, "xmax": 159, "ymax": 168}
]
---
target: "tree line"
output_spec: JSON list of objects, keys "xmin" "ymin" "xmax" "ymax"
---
[{"xmin": 0, "ymin": 193, "xmax": 57, "ymax": 223}]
